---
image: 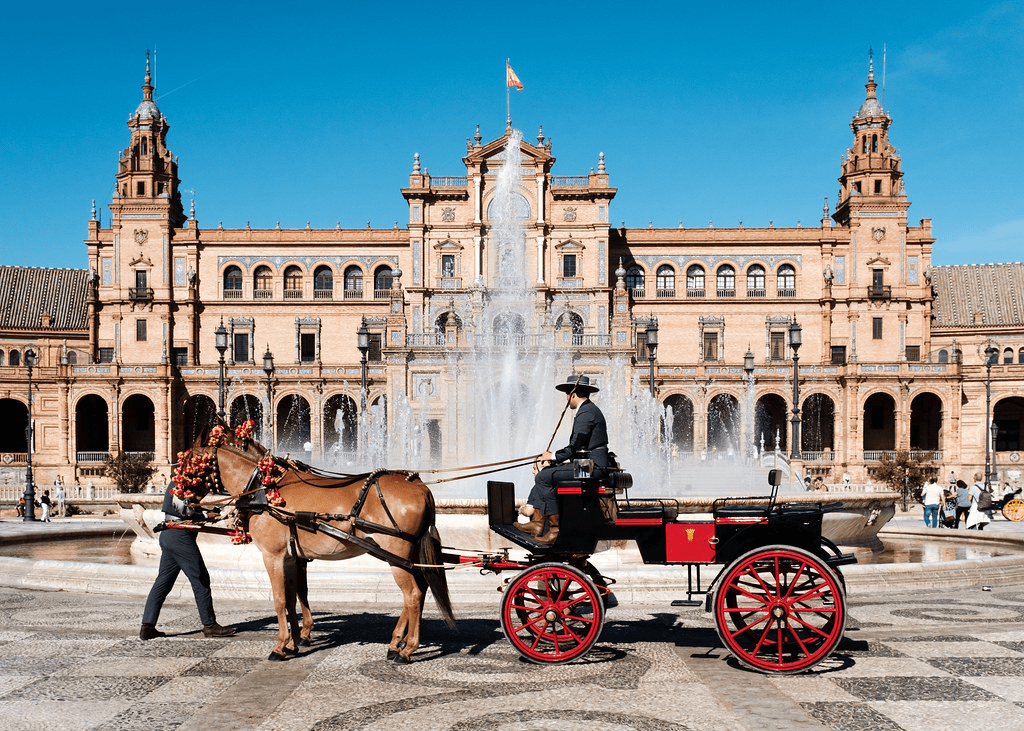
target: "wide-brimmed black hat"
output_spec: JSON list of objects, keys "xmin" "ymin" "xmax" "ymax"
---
[{"xmin": 555, "ymin": 374, "xmax": 599, "ymax": 395}]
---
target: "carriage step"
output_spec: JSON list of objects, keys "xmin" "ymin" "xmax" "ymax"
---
[
  {"xmin": 826, "ymin": 553, "xmax": 857, "ymax": 567},
  {"xmin": 671, "ymin": 599, "xmax": 703, "ymax": 607}
]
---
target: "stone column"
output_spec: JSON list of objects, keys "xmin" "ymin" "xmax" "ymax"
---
[
  {"xmin": 536, "ymin": 175, "xmax": 545, "ymax": 223},
  {"xmin": 474, "ymin": 236, "xmax": 482, "ymax": 283},
  {"xmin": 474, "ymin": 177, "xmax": 482, "ymax": 224},
  {"xmin": 536, "ymin": 236, "xmax": 545, "ymax": 285}
]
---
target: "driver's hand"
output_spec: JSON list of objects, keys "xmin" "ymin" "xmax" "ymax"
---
[{"xmin": 541, "ymin": 450, "xmax": 553, "ymax": 462}]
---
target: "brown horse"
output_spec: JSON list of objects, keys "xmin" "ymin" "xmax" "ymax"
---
[{"xmin": 188, "ymin": 424, "xmax": 455, "ymax": 662}]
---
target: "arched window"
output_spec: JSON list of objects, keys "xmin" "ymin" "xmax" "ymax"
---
[
  {"xmin": 374, "ymin": 266, "xmax": 394, "ymax": 297},
  {"xmin": 937, "ymin": 350, "xmax": 949, "ymax": 363},
  {"xmin": 343, "ymin": 266, "xmax": 363, "ymax": 299},
  {"xmin": 746, "ymin": 264, "xmax": 766, "ymax": 295},
  {"xmin": 625, "ymin": 265, "xmax": 645, "ymax": 294},
  {"xmin": 872, "ymin": 134, "xmax": 878, "ymax": 152},
  {"xmin": 1005, "ymin": 348, "xmax": 1014, "ymax": 364},
  {"xmin": 716, "ymin": 265, "xmax": 735, "ymax": 296},
  {"xmin": 777, "ymin": 264, "xmax": 796, "ymax": 295},
  {"xmin": 1019, "ymin": 347, "xmax": 1024, "ymax": 364},
  {"xmin": 434, "ymin": 311, "xmax": 463, "ymax": 345},
  {"xmin": 656, "ymin": 265, "xmax": 675, "ymax": 298},
  {"xmin": 66, "ymin": 351, "xmax": 77, "ymax": 365},
  {"xmin": 223, "ymin": 266, "xmax": 242, "ymax": 297},
  {"xmin": 861, "ymin": 136, "xmax": 867, "ymax": 153},
  {"xmin": 313, "ymin": 265, "xmax": 334, "ymax": 299},
  {"xmin": 253, "ymin": 265, "xmax": 272, "ymax": 297},
  {"xmin": 0, "ymin": 351, "xmax": 4, "ymax": 367},
  {"xmin": 9, "ymin": 350, "xmax": 19, "ymax": 367},
  {"xmin": 284, "ymin": 266, "xmax": 303, "ymax": 299},
  {"xmin": 686, "ymin": 265, "xmax": 704, "ymax": 297},
  {"xmin": 555, "ymin": 312, "xmax": 585, "ymax": 346}
]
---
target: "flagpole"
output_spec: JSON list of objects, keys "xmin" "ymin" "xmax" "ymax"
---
[{"xmin": 506, "ymin": 58, "xmax": 511, "ymax": 128}]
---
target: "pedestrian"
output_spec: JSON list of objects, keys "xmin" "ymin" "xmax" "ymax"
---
[
  {"xmin": 920, "ymin": 477, "xmax": 944, "ymax": 528},
  {"xmin": 54, "ymin": 477, "xmax": 66, "ymax": 518},
  {"xmin": 953, "ymin": 479, "xmax": 971, "ymax": 528},
  {"xmin": 966, "ymin": 472, "xmax": 993, "ymax": 531},
  {"xmin": 39, "ymin": 490, "xmax": 52, "ymax": 522},
  {"xmin": 517, "ymin": 374, "xmax": 609, "ymax": 545},
  {"xmin": 140, "ymin": 480, "xmax": 236, "ymax": 640}
]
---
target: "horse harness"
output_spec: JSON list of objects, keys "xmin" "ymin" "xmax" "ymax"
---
[{"xmin": 232, "ymin": 456, "xmax": 424, "ymax": 572}]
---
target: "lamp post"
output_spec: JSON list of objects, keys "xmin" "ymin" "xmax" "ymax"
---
[
  {"xmin": 788, "ymin": 319, "xmax": 802, "ymax": 460},
  {"xmin": 744, "ymin": 347, "xmax": 755, "ymax": 461},
  {"xmin": 985, "ymin": 345, "xmax": 998, "ymax": 491},
  {"xmin": 646, "ymin": 318, "xmax": 658, "ymax": 398},
  {"xmin": 991, "ymin": 420, "xmax": 999, "ymax": 491},
  {"xmin": 215, "ymin": 321, "xmax": 228, "ymax": 421},
  {"xmin": 357, "ymin": 319, "xmax": 370, "ymax": 412},
  {"xmin": 22, "ymin": 349, "xmax": 37, "ymax": 522},
  {"xmin": 262, "ymin": 347, "xmax": 274, "ymax": 448}
]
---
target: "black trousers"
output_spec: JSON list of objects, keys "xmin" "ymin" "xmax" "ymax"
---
[
  {"xmin": 953, "ymin": 505, "xmax": 970, "ymax": 528},
  {"xmin": 142, "ymin": 527, "xmax": 217, "ymax": 626}
]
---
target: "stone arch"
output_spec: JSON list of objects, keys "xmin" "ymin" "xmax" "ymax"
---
[
  {"xmin": 486, "ymin": 191, "xmax": 531, "ymax": 221},
  {"xmin": 994, "ymin": 396, "xmax": 1024, "ymax": 452},
  {"xmin": 862, "ymin": 391, "xmax": 897, "ymax": 452},
  {"xmin": 230, "ymin": 394, "xmax": 264, "ymax": 439},
  {"xmin": 75, "ymin": 394, "xmax": 109, "ymax": 455},
  {"xmin": 555, "ymin": 311, "xmax": 584, "ymax": 346},
  {"xmin": 0, "ymin": 398, "xmax": 28, "ymax": 453},
  {"xmin": 277, "ymin": 394, "xmax": 311, "ymax": 455},
  {"xmin": 802, "ymin": 393, "xmax": 835, "ymax": 453},
  {"xmin": 121, "ymin": 393, "xmax": 155, "ymax": 454},
  {"xmin": 755, "ymin": 393, "xmax": 789, "ymax": 452},
  {"xmin": 324, "ymin": 393, "xmax": 359, "ymax": 455},
  {"xmin": 707, "ymin": 393, "xmax": 740, "ymax": 455},
  {"xmin": 910, "ymin": 392, "xmax": 943, "ymax": 451},
  {"xmin": 182, "ymin": 394, "xmax": 218, "ymax": 450},
  {"xmin": 663, "ymin": 393, "xmax": 694, "ymax": 454}
]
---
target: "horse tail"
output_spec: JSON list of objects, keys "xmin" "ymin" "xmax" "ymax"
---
[{"xmin": 418, "ymin": 493, "xmax": 456, "ymax": 629}]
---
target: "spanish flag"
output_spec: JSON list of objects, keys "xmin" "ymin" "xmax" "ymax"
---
[{"xmin": 506, "ymin": 60, "xmax": 523, "ymax": 90}]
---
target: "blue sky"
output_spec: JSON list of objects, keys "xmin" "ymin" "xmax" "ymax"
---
[{"xmin": 1, "ymin": 1, "xmax": 1021, "ymax": 270}]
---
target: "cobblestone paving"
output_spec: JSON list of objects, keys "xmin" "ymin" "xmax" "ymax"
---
[{"xmin": 1, "ymin": 584, "xmax": 1024, "ymax": 730}]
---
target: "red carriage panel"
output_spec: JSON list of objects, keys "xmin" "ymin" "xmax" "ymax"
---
[{"xmin": 665, "ymin": 522, "xmax": 716, "ymax": 563}]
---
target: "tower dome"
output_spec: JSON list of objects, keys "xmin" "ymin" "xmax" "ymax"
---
[{"xmin": 133, "ymin": 52, "xmax": 162, "ymax": 121}]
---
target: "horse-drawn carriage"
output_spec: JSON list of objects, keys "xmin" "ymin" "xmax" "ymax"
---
[{"xmin": 173, "ymin": 422, "xmax": 855, "ymax": 674}]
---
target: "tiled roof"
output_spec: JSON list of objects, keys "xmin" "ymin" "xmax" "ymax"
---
[
  {"xmin": 931, "ymin": 263, "xmax": 1024, "ymax": 328},
  {"xmin": 0, "ymin": 266, "xmax": 89, "ymax": 331}
]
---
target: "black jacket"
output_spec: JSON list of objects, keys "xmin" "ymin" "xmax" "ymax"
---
[{"xmin": 553, "ymin": 399, "xmax": 610, "ymax": 470}]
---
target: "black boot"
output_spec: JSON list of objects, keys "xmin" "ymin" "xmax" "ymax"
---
[
  {"xmin": 140, "ymin": 624, "xmax": 166, "ymax": 640},
  {"xmin": 203, "ymin": 623, "xmax": 237, "ymax": 637}
]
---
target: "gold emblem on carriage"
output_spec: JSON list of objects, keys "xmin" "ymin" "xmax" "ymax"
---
[{"xmin": 685, "ymin": 528, "xmax": 696, "ymax": 541}]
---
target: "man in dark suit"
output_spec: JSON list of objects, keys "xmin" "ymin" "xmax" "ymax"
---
[
  {"xmin": 517, "ymin": 374, "xmax": 609, "ymax": 544},
  {"xmin": 140, "ymin": 481, "xmax": 237, "ymax": 640}
]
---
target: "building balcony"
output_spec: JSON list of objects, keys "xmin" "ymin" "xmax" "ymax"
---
[
  {"xmin": 717, "ymin": 288, "xmax": 735, "ymax": 298},
  {"xmin": 437, "ymin": 278, "xmax": 463, "ymax": 289},
  {"xmin": 867, "ymin": 285, "xmax": 892, "ymax": 299},
  {"xmin": 253, "ymin": 289, "xmax": 273, "ymax": 300},
  {"xmin": 342, "ymin": 288, "xmax": 363, "ymax": 300},
  {"xmin": 777, "ymin": 288, "xmax": 796, "ymax": 298},
  {"xmin": 129, "ymin": 287, "xmax": 154, "ymax": 301},
  {"xmin": 747, "ymin": 288, "xmax": 766, "ymax": 298},
  {"xmin": 284, "ymin": 289, "xmax": 304, "ymax": 299},
  {"xmin": 223, "ymin": 289, "xmax": 243, "ymax": 300},
  {"xmin": 313, "ymin": 289, "xmax": 334, "ymax": 300},
  {"xmin": 685, "ymin": 289, "xmax": 704, "ymax": 298},
  {"xmin": 557, "ymin": 278, "xmax": 582, "ymax": 289},
  {"xmin": 629, "ymin": 287, "xmax": 646, "ymax": 299},
  {"xmin": 375, "ymin": 288, "xmax": 400, "ymax": 299},
  {"xmin": 657, "ymin": 288, "xmax": 677, "ymax": 298},
  {"xmin": 76, "ymin": 452, "xmax": 110, "ymax": 463}
]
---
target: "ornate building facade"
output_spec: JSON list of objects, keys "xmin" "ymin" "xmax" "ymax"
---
[{"xmin": 2, "ymin": 55, "xmax": 1023, "ymax": 490}]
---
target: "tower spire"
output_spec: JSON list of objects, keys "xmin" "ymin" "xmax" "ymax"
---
[{"xmin": 143, "ymin": 50, "xmax": 154, "ymax": 102}]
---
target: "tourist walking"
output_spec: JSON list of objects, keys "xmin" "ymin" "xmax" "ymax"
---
[
  {"xmin": 953, "ymin": 479, "xmax": 971, "ymax": 528},
  {"xmin": 54, "ymin": 477, "xmax": 66, "ymax": 518},
  {"xmin": 39, "ymin": 490, "xmax": 52, "ymax": 522},
  {"xmin": 966, "ymin": 473, "xmax": 993, "ymax": 531},
  {"xmin": 140, "ymin": 481, "xmax": 236, "ymax": 640},
  {"xmin": 517, "ymin": 374, "xmax": 609, "ymax": 545},
  {"xmin": 920, "ymin": 477, "xmax": 945, "ymax": 528}
]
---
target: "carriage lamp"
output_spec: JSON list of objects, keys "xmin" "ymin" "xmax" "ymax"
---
[
  {"xmin": 22, "ymin": 349, "xmax": 37, "ymax": 522},
  {"xmin": 646, "ymin": 318, "xmax": 659, "ymax": 398},
  {"xmin": 985, "ymin": 344, "xmax": 998, "ymax": 490},
  {"xmin": 263, "ymin": 347, "xmax": 274, "ymax": 447},
  {"xmin": 788, "ymin": 319, "xmax": 802, "ymax": 460},
  {"xmin": 215, "ymin": 320, "xmax": 228, "ymax": 420},
  {"xmin": 357, "ymin": 320, "xmax": 370, "ymax": 412}
]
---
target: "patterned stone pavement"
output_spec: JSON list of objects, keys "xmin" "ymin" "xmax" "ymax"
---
[{"xmin": 1, "ymin": 582, "xmax": 1024, "ymax": 730}]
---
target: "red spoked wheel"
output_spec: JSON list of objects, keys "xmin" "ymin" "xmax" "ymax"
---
[
  {"xmin": 500, "ymin": 562, "xmax": 605, "ymax": 664},
  {"xmin": 713, "ymin": 545, "xmax": 846, "ymax": 674}
]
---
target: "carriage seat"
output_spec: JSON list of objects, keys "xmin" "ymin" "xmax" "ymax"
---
[{"xmin": 554, "ymin": 469, "xmax": 632, "ymax": 496}]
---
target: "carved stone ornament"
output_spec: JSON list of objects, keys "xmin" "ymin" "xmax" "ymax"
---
[
  {"xmin": 563, "ymin": 207, "xmax": 577, "ymax": 222},
  {"xmin": 441, "ymin": 207, "xmax": 456, "ymax": 222},
  {"xmin": 871, "ymin": 226, "xmax": 886, "ymax": 242},
  {"xmin": 133, "ymin": 228, "xmax": 149, "ymax": 244}
]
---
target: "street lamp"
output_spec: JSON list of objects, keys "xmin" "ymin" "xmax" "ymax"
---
[
  {"xmin": 744, "ymin": 346, "xmax": 755, "ymax": 460},
  {"xmin": 357, "ymin": 319, "xmax": 370, "ymax": 412},
  {"xmin": 991, "ymin": 420, "xmax": 999, "ymax": 490},
  {"xmin": 22, "ymin": 349, "xmax": 37, "ymax": 522},
  {"xmin": 262, "ymin": 347, "xmax": 274, "ymax": 448},
  {"xmin": 984, "ymin": 344, "xmax": 998, "ymax": 491},
  {"xmin": 215, "ymin": 320, "xmax": 228, "ymax": 421},
  {"xmin": 788, "ymin": 319, "xmax": 802, "ymax": 460},
  {"xmin": 646, "ymin": 318, "xmax": 658, "ymax": 398}
]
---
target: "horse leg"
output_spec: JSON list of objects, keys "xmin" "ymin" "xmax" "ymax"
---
[
  {"xmin": 388, "ymin": 566, "xmax": 426, "ymax": 664},
  {"xmin": 263, "ymin": 552, "xmax": 298, "ymax": 661},
  {"xmin": 296, "ymin": 558, "xmax": 314, "ymax": 646}
]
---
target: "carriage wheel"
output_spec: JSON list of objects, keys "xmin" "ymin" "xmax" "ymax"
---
[
  {"xmin": 1003, "ymin": 499, "xmax": 1024, "ymax": 522},
  {"xmin": 500, "ymin": 562, "xmax": 604, "ymax": 664},
  {"xmin": 713, "ymin": 545, "xmax": 846, "ymax": 674}
]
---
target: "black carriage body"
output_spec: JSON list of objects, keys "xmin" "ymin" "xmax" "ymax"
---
[{"xmin": 488, "ymin": 479, "xmax": 836, "ymax": 568}]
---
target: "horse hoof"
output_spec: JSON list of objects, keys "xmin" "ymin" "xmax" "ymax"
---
[
  {"xmin": 300, "ymin": 638, "xmax": 312, "ymax": 647},
  {"xmin": 392, "ymin": 653, "xmax": 412, "ymax": 665},
  {"xmin": 386, "ymin": 649, "xmax": 399, "ymax": 661},
  {"xmin": 285, "ymin": 646, "xmax": 299, "ymax": 656},
  {"xmin": 267, "ymin": 651, "xmax": 288, "ymax": 662}
]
